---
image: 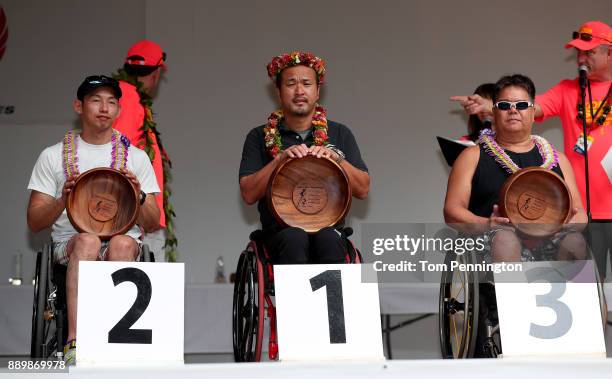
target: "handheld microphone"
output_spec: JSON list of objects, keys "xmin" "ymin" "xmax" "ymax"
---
[
  {"xmin": 483, "ymin": 117, "xmax": 493, "ymax": 129},
  {"xmin": 579, "ymin": 65, "xmax": 589, "ymax": 90}
]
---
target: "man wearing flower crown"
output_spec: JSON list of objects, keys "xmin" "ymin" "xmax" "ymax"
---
[
  {"xmin": 26, "ymin": 75, "xmax": 160, "ymax": 364},
  {"xmin": 452, "ymin": 20, "xmax": 612, "ymax": 277},
  {"xmin": 239, "ymin": 52, "xmax": 370, "ymax": 264}
]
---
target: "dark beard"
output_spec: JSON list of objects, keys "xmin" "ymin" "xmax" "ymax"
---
[{"xmin": 287, "ymin": 103, "xmax": 313, "ymax": 117}]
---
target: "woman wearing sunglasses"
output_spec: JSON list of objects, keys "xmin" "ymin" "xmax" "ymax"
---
[{"xmin": 444, "ymin": 74, "xmax": 588, "ymax": 263}]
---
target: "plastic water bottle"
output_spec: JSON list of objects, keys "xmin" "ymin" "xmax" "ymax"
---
[
  {"xmin": 9, "ymin": 251, "xmax": 22, "ymax": 286},
  {"xmin": 215, "ymin": 256, "xmax": 226, "ymax": 283}
]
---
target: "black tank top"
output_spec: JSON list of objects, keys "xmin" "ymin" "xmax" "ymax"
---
[{"xmin": 468, "ymin": 145, "xmax": 564, "ymax": 217}]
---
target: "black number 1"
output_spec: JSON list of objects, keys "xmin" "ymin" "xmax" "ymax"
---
[
  {"xmin": 310, "ymin": 270, "xmax": 346, "ymax": 344},
  {"xmin": 108, "ymin": 267, "xmax": 153, "ymax": 344}
]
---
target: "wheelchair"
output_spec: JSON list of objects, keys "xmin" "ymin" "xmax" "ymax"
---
[
  {"xmin": 232, "ymin": 227, "xmax": 362, "ymax": 362},
  {"xmin": 30, "ymin": 242, "xmax": 154, "ymax": 359},
  {"xmin": 438, "ymin": 243, "xmax": 608, "ymax": 359}
]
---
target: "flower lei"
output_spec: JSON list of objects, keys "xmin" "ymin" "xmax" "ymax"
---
[
  {"xmin": 113, "ymin": 68, "xmax": 177, "ymax": 262},
  {"xmin": 267, "ymin": 51, "xmax": 326, "ymax": 84},
  {"xmin": 478, "ymin": 128, "xmax": 559, "ymax": 174},
  {"xmin": 62, "ymin": 129, "xmax": 130, "ymax": 178},
  {"xmin": 264, "ymin": 105, "xmax": 329, "ymax": 158}
]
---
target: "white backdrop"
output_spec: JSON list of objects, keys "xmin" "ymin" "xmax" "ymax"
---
[{"xmin": 0, "ymin": 0, "xmax": 610, "ymax": 283}]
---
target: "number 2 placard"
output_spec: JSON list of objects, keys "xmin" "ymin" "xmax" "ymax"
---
[
  {"xmin": 77, "ymin": 262, "xmax": 184, "ymax": 366},
  {"xmin": 274, "ymin": 264, "xmax": 384, "ymax": 361}
]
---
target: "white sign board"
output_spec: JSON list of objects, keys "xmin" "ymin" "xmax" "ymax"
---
[
  {"xmin": 77, "ymin": 262, "xmax": 184, "ymax": 366},
  {"xmin": 494, "ymin": 260, "xmax": 605, "ymax": 358},
  {"xmin": 274, "ymin": 264, "xmax": 384, "ymax": 361}
]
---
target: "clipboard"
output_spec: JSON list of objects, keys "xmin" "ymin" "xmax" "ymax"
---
[{"xmin": 436, "ymin": 136, "xmax": 475, "ymax": 166}]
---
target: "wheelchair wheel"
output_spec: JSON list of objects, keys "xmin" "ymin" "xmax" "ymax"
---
[
  {"xmin": 232, "ymin": 243, "xmax": 265, "ymax": 362},
  {"xmin": 439, "ymin": 252, "xmax": 479, "ymax": 359},
  {"xmin": 30, "ymin": 245, "xmax": 59, "ymax": 359}
]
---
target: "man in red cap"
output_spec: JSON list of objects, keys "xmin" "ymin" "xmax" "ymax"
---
[
  {"xmin": 451, "ymin": 21, "xmax": 612, "ymax": 277},
  {"xmin": 113, "ymin": 39, "xmax": 176, "ymax": 262}
]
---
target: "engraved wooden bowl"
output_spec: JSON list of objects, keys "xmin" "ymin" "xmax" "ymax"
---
[
  {"xmin": 498, "ymin": 167, "xmax": 571, "ymax": 238},
  {"xmin": 268, "ymin": 155, "xmax": 351, "ymax": 233},
  {"xmin": 66, "ymin": 168, "xmax": 140, "ymax": 240}
]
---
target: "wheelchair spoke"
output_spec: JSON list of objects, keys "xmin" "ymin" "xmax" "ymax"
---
[
  {"xmin": 452, "ymin": 282, "xmax": 465, "ymax": 300},
  {"xmin": 454, "ymin": 273, "xmax": 466, "ymax": 297},
  {"xmin": 451, "ymin": 314, "xmax": 460, "ymax": 356}
]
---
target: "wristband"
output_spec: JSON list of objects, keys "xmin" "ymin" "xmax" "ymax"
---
[{"xmin": 328, "ymin": 145, "xmax": 345, "ymax": 163}]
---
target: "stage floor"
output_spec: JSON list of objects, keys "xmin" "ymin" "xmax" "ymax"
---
[{"xmin": 2, "ymin": 358, "xmax": 612, "ymax": 379}]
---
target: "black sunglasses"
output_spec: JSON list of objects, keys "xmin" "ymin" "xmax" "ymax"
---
[
  {"xmin": 155, "ymin": 52, "xmax": 167, "ymax": 67},
  {"xmin": 494, "ymin": 101, "xmax": 533, "ymax": 111},
  {"xmin": 573, "ymin": 31, "xmax": 593, "ymax": 41}
]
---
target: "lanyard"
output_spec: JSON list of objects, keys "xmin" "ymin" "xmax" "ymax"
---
[{"xmin": 586, "ymin": 80, "xmax": 612, "ymax": 129}]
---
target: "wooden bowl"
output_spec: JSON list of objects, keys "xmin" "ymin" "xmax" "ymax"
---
[
  {"xmin": 66, "ymin": 168, "xmax": 140, "ymax": 240},
  {"xmin": 498, "ymin": 167, "xmax": 571, "ymax": 238},
  {"xmin": 268, "ymin": 155, "xmax": 351, "ymax": 233}
]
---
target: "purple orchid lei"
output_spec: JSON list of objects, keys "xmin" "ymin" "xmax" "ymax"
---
[
  {"xmin": 62, "ymin": 129, "xmax": 130, "ymax": 178},
  {"xmin": 478, "ymin": 128, "xmax": 559, "ymax": 174}
]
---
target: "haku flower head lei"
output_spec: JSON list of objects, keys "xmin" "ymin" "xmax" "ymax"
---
[
  {"xmin": 478, "ymin": 128, "xmax": 559, "ymax": 174},
  {"xmin": 62, "ymin": 129, "xmax": 130, "ymax": 178},
  {"xmin": 266, "ymin": 51, "xmax": 326, "ymax": 85}
]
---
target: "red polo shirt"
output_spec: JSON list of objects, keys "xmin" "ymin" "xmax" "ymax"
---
[{"xmin": 536, "ymin": 78, "xmax": 612, "ymax": 220}]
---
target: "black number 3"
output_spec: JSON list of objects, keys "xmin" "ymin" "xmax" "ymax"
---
[
  {"xmin": 108, "ymin": 267, "xmax": 153, "ymax": 344},
  {"xmin": 310, "ymin": 270, "xmax": 346, "ymax": 344}
]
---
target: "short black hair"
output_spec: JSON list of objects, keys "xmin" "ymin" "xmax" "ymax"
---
[
  {"xmin": 467, "ymin": 83, "xmax": 496, "ymax": 141},
  {"xmin": 493, "ymin": 74, "xmax": 536, "ymax": 103}
]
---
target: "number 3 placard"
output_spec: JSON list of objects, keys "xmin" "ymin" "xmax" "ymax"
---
[
  {"xmin": 274, "ymin": 264, "xmax": 384, "ymax": 361},
  {"xmin": 494, "ymin": 260, "xmax": 606, "ymax": 358},
  {"xmin": 77, "ymin": 262, "xmax": 184, "ymax": 366}
]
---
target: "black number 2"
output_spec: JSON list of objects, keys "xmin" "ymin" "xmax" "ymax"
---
[
  {"xmin": 108, "ymin": 267, "xmax": 153, "ymax": 344},
  {"xmin": 310, "ymin": 270, "xmax": 346, "ymax": 344}
]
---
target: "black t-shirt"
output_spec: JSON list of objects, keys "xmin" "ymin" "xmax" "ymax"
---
[
  {"xmin": 468, "ymin": 145, "xmax": 564, "ymax": 218},
  {"xmin": 239, "ymin": 120, "xmax": 368, "ymax": 229}
]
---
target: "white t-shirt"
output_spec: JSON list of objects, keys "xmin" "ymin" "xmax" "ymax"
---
[{"xmin": 28, "ymin": 134, "xmax": 160, "ymax": 242}]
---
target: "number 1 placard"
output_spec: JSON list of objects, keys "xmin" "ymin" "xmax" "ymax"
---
[
  {"xmin": 274, "ymin": 264, "xmax": 384, "ymax": 361},
  {"xmin": 77, "ymin": 261, "xmax": 184, "ymax": 366}
]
